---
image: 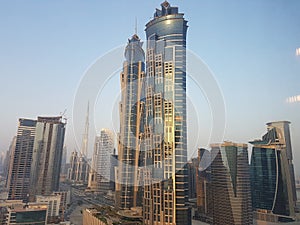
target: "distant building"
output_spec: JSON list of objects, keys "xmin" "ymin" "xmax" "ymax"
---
[
  {"xmin": 29, "ymin": 116, "xmax": 66, "ymax": 200},
  {"xmin": 83, "ymin": 206, "xmax": 142, "ymax": 225},
  {"xmin": 61, "ymin": 146, "xmax": 68, "ymax": 175},
  {"xmin": 187, "ymin": 158, "xmax": 198, "ymax": 199},
  {"xmin": 4, "ymin": 136, "xmax": 16, "ymax": 188},
  {"xmin": 0, "ymin": 152, "xmax": 4, "ymax": 174},
  {"xmin": 97, "ymin": 129, "xmax": 114, "ymax": 193},
  {"xmin": 67, "ymin": 151, "xmax": 90, "ymax": 183},
  {"xmin": 196, "ymin": 148, "xmax": 212, "ymax": 223},
  {"xmin": 67, "ymin": 104, "xmax": 90, "ymax": 184},
  {"xmin": 110, "ymin": 152, "xmax": 118, "ymax": 191},
  {"xmin": 7, "ymin": 119, "xmax": 37, "ymax": 201},
  {"xmin": 211, "ymin": 142, "xmax": 253, "ymax": 225},
  {"xmin": 87, "ymin": 136, "xmax": 100, "ymax": 192},
  {"xmin": 53, "ymin": 191, "xmax": 70, "ymax": 215},
  {"xmin": 250, "ymin": 121, "xmax": 297, "ymax": 222},
  {"xmin": 36, "ymin": 194, "xmax": 61, "ymax": 223},
  {"xmin": 0, "ymin": 201, "xmax": 47, "ymax": 225}
]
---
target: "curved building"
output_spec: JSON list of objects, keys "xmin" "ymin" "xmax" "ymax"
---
[
  {"xmin": 116, "ymin": 34, "xmax": 145, "ymax": 210},
  {"xmin": 143, "ymin": 2, "xmax": 190, "ymax": 225},
  {"xmin": 250, "ymin": 121, "xmax": 297, "ymax": 222}
]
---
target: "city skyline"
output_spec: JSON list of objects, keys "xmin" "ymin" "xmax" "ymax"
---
[{"xmin": 0, "ymin": 1, "xmax": 300, "ymax": 175}]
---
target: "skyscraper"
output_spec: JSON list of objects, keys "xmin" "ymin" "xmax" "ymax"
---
[
  {"xmin": 60, "ymin": 146, "xmax": 67, "ymax": 175},
  {"xmin": 87, "ymin": 136, "xmax": 100, "ymax": 191},
  {"xmin": 211, "ymin": 142, "xmax": 253, "ymax": 225},
  {"xmin": 143, "ymin": 2, "xmax": 190, "ymax": 224},
  {"xmin": 67, "ymin": 103, "xmax": 90, "ymax": 184},
  {"xmin": 29, "ymin": 116, "xmax": 66, "ymax": 200},
  {"xmin": 250, "ymin": 121, "xmax": 297, "ymax": 222},
  {"xmin": 116, "ymin": 33, "xmax": 145, "ymax": 210},
  {"xmin": 196, "ymin": 148, "xmax": 212, "ymax": 223},
  {"xmin": 4, "ymin": 136, "xmax": 16, "ymax": 189},
  {"xmin": 97, "ymin": 129, "xmax": 114, "ymax": 193},
  {"xmin": 7, "ymin": 119, "xmax": 36, "ymax": 201}
]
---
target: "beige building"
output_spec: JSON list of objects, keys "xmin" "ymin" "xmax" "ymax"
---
[
  {"xmin": 36, "ymin": 194, "xmax": 61, "ymax": 223},
  {"xmin": 0, "ymin": 201, "xmax": 48, "ymax": 224}
]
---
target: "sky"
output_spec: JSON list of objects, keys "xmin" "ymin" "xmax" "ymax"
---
[{"xmin": 0, "ymin": 1, "xmax": 300, "ymax": 173}]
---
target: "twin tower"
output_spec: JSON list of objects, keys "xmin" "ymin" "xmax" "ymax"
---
[{"xmin": 116, "ymin": 1, "xmax": 191, "ymax": 225}]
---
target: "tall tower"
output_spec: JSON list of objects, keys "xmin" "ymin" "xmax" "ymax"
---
[
  {"xmin": 143, "ymin": 2, "xmax": 190, "ymax": 224},
  {"xmin": 196, "ymin": 148, "xmax": 212, "ymax": 223},
  {"xmin": 81, "ymin": 102, "xmax": 89, "ymax": 157},
  {"xmin": 87, "ymin": 136, "xmax": 100, "ymax": 191},
  {"xmin": 7, "ymin": 119, "xmax": 37, "ymax": 201},
  {"xmin": 250, "ymin": 121, "xmax": 297, "ymax": 222},
  {"xmin": 97, "ymin": 129, "xmax": 114, "ymax": 193},
  {"xmin": 29, "ymin": 116, "xmax": 66, "ymax": 200},
  {"xmin": 211, "ymin": 142, "xmax": 253, "ymax": 225},
  {"xmin": 116, "ymin": 34, "xmax": 145, "ymax": 210},
  {"xmin": 67, "ymin": 103, "xmax": 90, "ymax": 184},
  {"xmin": 4, "ymin": 136, "xmax": 17, "ymax": 189}
]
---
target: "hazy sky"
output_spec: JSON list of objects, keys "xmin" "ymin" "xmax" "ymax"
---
[{"xmin": 0, "ymin": 1, "xmax": 300, "ymax": 173}]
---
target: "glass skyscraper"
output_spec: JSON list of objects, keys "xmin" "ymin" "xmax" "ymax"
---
[
  {"xmin": 211, "ymin": 142, "xmax": 253, "ymax": 225},
  {"xmin": 116, "ymin": 34, "xmax": 145, "ymax": 210},
  {"xmin": 250, "ymin": 121, "xmax": 297, "ymax": 222},
  {"xmin": 143, "ymin": 2, "xmax": 190, "ymax": 225}
]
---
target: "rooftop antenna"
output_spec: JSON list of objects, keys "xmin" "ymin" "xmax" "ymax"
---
[{"xmin": 135, "ymin": 17, "xmax": 138, "ymax": 35}]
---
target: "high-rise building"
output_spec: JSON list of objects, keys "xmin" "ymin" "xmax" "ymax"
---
[
  {"xmin": 29, "ymin": 116, "xmax": 66, "ymax": 200},
  {"xmin": 196, "ymin": 148, "xmax": 212, "ymax": 223},
  {"xmin": 4, "ymin": 137, "xmax": 17, "ymax": 189},
  {"xmin": 142, "ymin": 2, "xmax": 190, "ymax": 225},
  {"xmin": 5, "ymin": 136, "xmax": 17, "ymax": 189},
  {"xmin": 7, "ymin": 119, "xmax": 37, "ymax": 201},
  {"xmin": 187, "ymin": 157, "xmax": 198, "ymax": 199},
  {"xmin": 0, "ymin": 152, "xmax": 4, "ymax": 174},
  {"xmin": 250, "ymin": 121, "xmax": 297, "ymax": 222},
  {"xmin": 60, "ymin": 146, "xmax": 67, "ymax": 175},
  {"xmin": 211, "ymin": 142, "xmax": 253, "ymax": 225},
  {"xmin": 67, "ymin": 104, "xmax": 90, "ymax": 184},
  {"xmin": 110, "ymin": 151, "xmax": 118, "ymax": 191},
  {"xmin": 87, "ymin": 136, "xmax": 100, "ymax": 192},
  {"xmin": 115, "ymin": 33, "xmax": 145, "ymax": 210},
  {"xmin": 97, "ymin": 129, "xmax": 114, "ymax": 193}
]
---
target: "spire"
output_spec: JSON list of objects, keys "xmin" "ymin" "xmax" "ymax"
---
[
  {"xmin": 135, "ymin": 17, "xmax": 138, "ymax": 35},
  {"xmin": 80, "ymin": 102, "xmax": 89, "ymax": 157}
]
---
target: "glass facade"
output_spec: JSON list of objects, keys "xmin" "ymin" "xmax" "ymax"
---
[
  {"xmin": 250, "ymin": 121, "xmax": 297, "ymax": 222},
  {"xmin": 11, "ymin": 210, "xmax": 47, "ymax": 224},
  {"xmin": 211, "ymin": 142, "xmax": 253, "ymax": 225},
  {"xmin": 250, "ymin": 147, "xmax": 277, "ymax": 211},
  {"xmin": 116, "ymin": 34, "xmax": 145, "ymax": 210},
  {"xmin": 143, "ymin": 2, "xmax": 190, "ymax": 225}
]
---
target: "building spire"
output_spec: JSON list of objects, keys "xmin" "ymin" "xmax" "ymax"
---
[
  {"xmin": 135, "ymin": 17, "xmax": 138, "ymax": 35},
  {"xmin": 80, "ymin": 101, "xmax": 89, "ymax": 157}
]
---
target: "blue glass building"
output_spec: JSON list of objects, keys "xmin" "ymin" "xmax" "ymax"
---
[
  {"xmin": 250, "ymin": 121, "xmax": 297, "ymax": 222},
  {"xmin": 143, "ymin": 2, "xmax": 190, "ymax": 225}
]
